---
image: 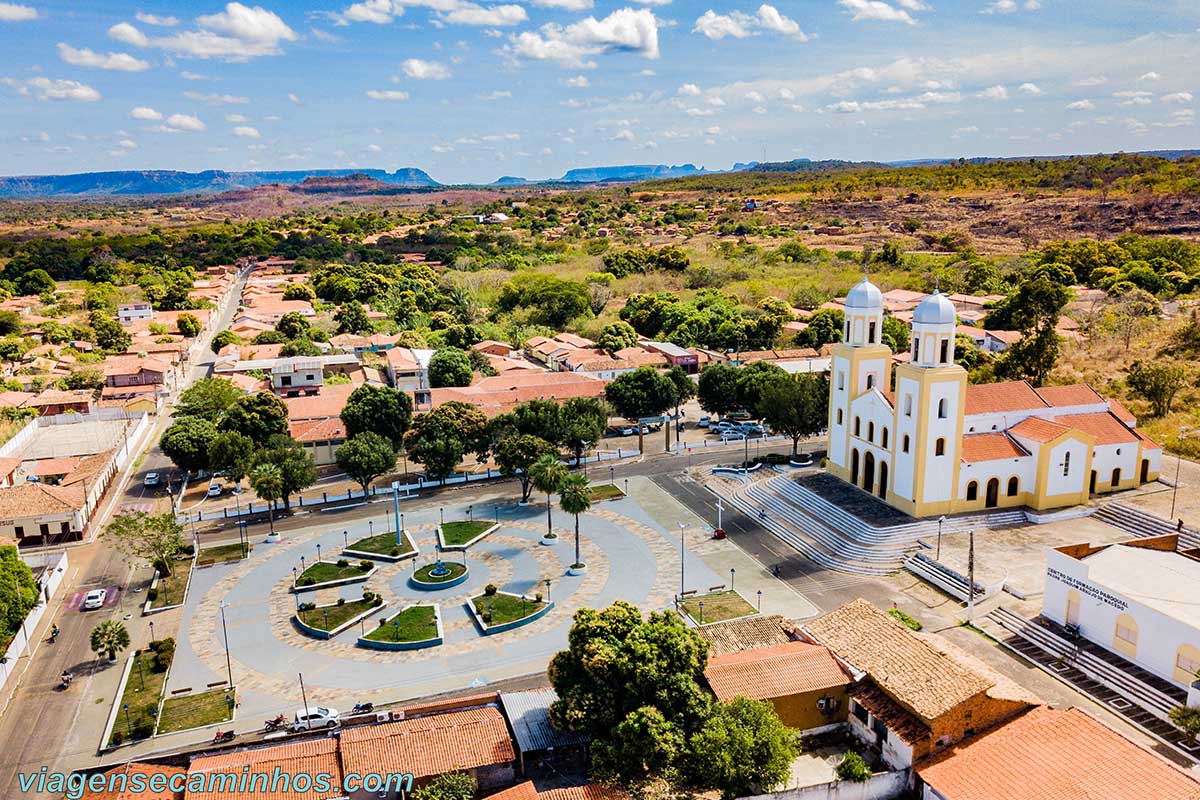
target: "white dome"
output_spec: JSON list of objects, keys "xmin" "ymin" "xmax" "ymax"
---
[
  {"xmin": 845, "ymin": 277, "xmax": 882, "ymax": 310},
  {"xmin": 913, "ymin": 290, "xmax": 957, "ymax": 325}
]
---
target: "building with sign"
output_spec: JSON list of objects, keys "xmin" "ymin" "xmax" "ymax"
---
[
  {"xmin": 826, "ymin": 276, "xmax": 1163, "ymax": 518},
  {"xmin": 1043, "ymin": 535, "xmax": 1200, "ymax": 690}
]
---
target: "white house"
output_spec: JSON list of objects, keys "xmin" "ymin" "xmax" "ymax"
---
[
  {"xmin": 271, "ymin": 357, "xmax": 324, "ymax": 397},
  {"xmin": 117, "ymin": 303, "xmax": 154, "ymax": 325}
]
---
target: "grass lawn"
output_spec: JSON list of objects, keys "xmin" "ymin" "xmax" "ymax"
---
[
  {"xmin": 107, "ymin": 647, "xmax": 169, "ymax": 747},
  {"xmin": 156, "ymin": 688, "xmax": 235, "ymax": 735},
  {"xmin": 413, "ymin": 562, "xmax": 467, "ymax": 583},
  {"xmin": 364, "ymin": 605, "xmax": 438, "ymax": 643},
  {"xmin": 441, "ymin": 520, "xmax": 492, "ymax": 546},
  {"xmin": 472, "ymin": 592, "xmax": 546, "ymax": 626},
  {"xmin": 680, "ymin": 590, "xmax": 756, "ymax": 625},
  {"xmin": 150, "ymin": 557, "xmax": 193, "ymax": 609},
  {"xmin": 348, "ymin": 530, "xmax": 416, "ymax": 557},
  {"xmin": 298, "ymin": 598, "xmax": 381, "ymax": 631},
  {"xmin": 197, "ymin": 541, "xmax": 251, "ymax": 566},
  {"xmin": 296, "ymin": 559, "xmax": 371, "ymax": 587},
  {"xmin": 589, "ymin": 483, "xmax": 626, "ymax": 501}
]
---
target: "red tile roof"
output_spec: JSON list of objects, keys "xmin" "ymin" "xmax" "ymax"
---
[
  {"xmin": 960, "ymin": 433, "xmax": 1028, "ymax": 463},
  {"xmin": 486, "ymin": 782, "xmax": 539, "ymax": 800},
  {"xmin": 339, "ymin": 706, "xmax": 515, "ymax": 780},
  {"xmin": 282, "ymin": 382, "xmax": 355, "ymax": 422},
  {"xmin": 291, "ymin": 416, "xmax": 347, "ymax": 443},
  {"xmin": 81, "ymin": 763, "xmax": 186, "ymax": 800},
  {"xmin": 964, "ymin": 381, "xmax": 1046, "ymax": 415},
  {"xmin": 540, "ymin": 786, "xmax": 629, "ymax": 800},
  {"xmin": 1057, "ymin": 412, "xmax": 1138, "ymax": 446},
  {"xmin": 1035, "ymin": 384, "xmax": 1104, "ymax": 408},
  {"xmin": 1008, "ymin": 416, "xmax": 1074, "ymax": 444},
  {"xmin": 187, "ymin": 738, "xmax": 342, "ymax": 800},
  {"xmin": 1108, "ymin": 398, "xmax": 1136, "ymax": 425},
  {"xmin": 917, "ymin": 706, "xmax": 1200, "ymax": 800},
  {"xmin": 705, "ymin": 641, "xmax": 850, "ymax": 702}
]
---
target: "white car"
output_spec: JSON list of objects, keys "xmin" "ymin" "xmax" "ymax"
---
[
  {"xmin": 293, "ymin": 706, "xmax": 340, "ymax": 731},
  {"xmin": 206, "ymin": 482, "xmax": 223, "ymax": 498},
  {"xmin": 82, "ymin": 589, "xmax": 107, "ymax": 610},
  {"xmin": 143, "ymin": 472, "xmax": 160, "ymax": 488}
]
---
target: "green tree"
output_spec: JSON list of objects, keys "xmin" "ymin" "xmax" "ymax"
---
[
  {"xmin": 1106, "ymin": 287, "xmax": 1161, "ymax": 350},
  {"xmin": 594, "ymin": 705, "xmax": 685, "ymax": 786},
  {"xmin": 411, "ymin": 772, "xmax": 474, "ymax": 800},
  {"xmin": 688, "ymin": 697, "xmax": 800, "ymax": 799},
  {"xmin": 336, "ymin": 432, "xmax": 396, "ymax": 493},
  {"xmin": 559, "ymin": 397, "xmax": 608, "ymax": 467},
  {"xmin": 665, "ymin": 366, "xmax": 697, "ymax": 441},
  {"xmin": 698, "ymin": 363, "xmax": 742, "ymax": 417},
  {"xmin": 248, "ymin": 462, "xmax": 284, "ymax": 537},
  {"xmin": 176, "ymin": 313, "xmax": 201, "ymax": 338},
  {"xmin": 90, "ymin": 311, "xmax": 132, "ymax": 353},
  {"xmin": 1127, "ymin": 360, "xmax": 1188, "ymax": 417},
  {"xmin": 279, "ymin": 338, "xmax": 320, "ymax": 358},
  {"xmin": 758, "ymin": 374, "xmax": 827, "ymax": 456},
  {"xmin": 795, "ymin": 308, "xmax": 843, "ymax": 350},
  {"xmin": 0, "ymin": 546, "xmax": 39, "ymax": 638},
  {"xmin": 995, "ymin": 327, "xmax": 1061, "ymax": 387},
  {"xmin": 160, "ymin": 416, "xmax": 217, "ymax": 473},
  {"xmin": 880, "ymin": 315, "xmax": 909, "ymax": 353},
  {"xmin": 335, "ymin": 301, "xmax": 373, "ymax": 335},
  {"xmin": 209, "ymin": 430, "xmax": 255, "ymax": 486},
  {"xmin": 1170, "ymin": 705, "xmax": 1200, "ymax": 744},
  {"xmin": 428, "ymin": 348, "xmax": 473, "ymax": 388},
  {"xmin": 735, "ymin": 360, "xmax": 787, "ymax": 412},
  {"xmin": 252, "ymin": 330, "xmax": 287, "ymax": 345},
  {"xmin": 219, "ymin": 391, "xmax": 289, "ymax": 446},
  {"xmin": 252, "ymin": 435, "xmax": 316, "ymax": 509},
  {"xmin": 496, "ymin": 434, "xmax": 557, "ymax": 503},
  {"xmin": 605, "ymin": 366, "xmax": 676, "ymax": 422},
  {"xmin": 105, "ymin": 511, "xmax": 185, "ymax": 578},
  {"xmin": 529, "ymin": 453, "xmax": 569, "ymax": 540},
  {"xmin": 559, "ymin": 472, "xmax": 592, "ymax": 569},
  {"xmin": 0, "ymin": 311, "xmax": 22, "ymax": 336},
  {"xmin": 596, "ymin": 321, "xmax": 640, "ymax": 355},
  {"xmin": 176, "ymin": 377, "xmax": 242, "ymax": 422},
  {"xmin": 340, "ymin": 384, "xmax": 414, "ymax": 451},
  {"xmin": 835, "ymin": 751, "xmax": 871, "ymax": 782},
  {"xmin": 90, "ymin": 620, "xmax": 131, "ymax": 663},
  {"xmin": 496, "ymin": 273, "xmax": 591, "ymax": 328},
  {"xmin": 17, "ymin": 269, "xmax": 55, "ymax": 296},
  {"xmin": 275, "ymin": 311, "xmax": 311, "ymax": 340},
  {"xmin": 0, "ymin": 336, "xmax": 29, "ymax": 367},
  {"xmin": 211, "ymin": 329, "xmax": 240, "ymax": 354},
  {"xmin": 282, "ymin": 283, "xmax": 316, "ymax": 302},
  {"xmin": 59, "ymin": 367, "xmax": 104, "ymax": 391},
  {"xmin": 403, "ymin": 401, "xmax": 488, "ymax": 482}
]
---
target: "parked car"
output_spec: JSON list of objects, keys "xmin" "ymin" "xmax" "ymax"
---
[
  {"xmin": 618, "ymin": 426, "xmax": 637, "ymax": 436},
  {"xmin": 82, "ymin": 589, "xmax": 107, "ymax": 610},
  {"xmin": 293, "ymin": 706, "xmax": 340, "ymax": 731},
  {"xmin": 697, "ymin": 416, "xmax": 710, "ymax": 428},
  {"xmin": 143, "ymin": 472, "xmax": 160, "ymax": 487},
  {"xmin": 206, "ymin": 482, "xmax": 223, "ymax": 498},
  {"xmin": 740, "ymin": 423, "xmax": 764, "ymax": 436}
]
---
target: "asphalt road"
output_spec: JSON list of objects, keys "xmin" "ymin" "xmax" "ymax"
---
[{"xmin": 0, "ymin": 267, "xmax": 249, "ymax": 797}]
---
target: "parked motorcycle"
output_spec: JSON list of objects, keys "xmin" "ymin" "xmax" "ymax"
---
[
  {"xmin": 212, "ymin": 730, "xmax": 236, "ymax": 744},
  {"xmin": 264, "ymin": 714, "xmax": 287, "ymax": 732},
  {"xmin": 351, "ymin": 702, "xmax": 374, "ymax": 715},
  {"xmin": 59, "ymin": 671, "xmax": 72, "ymax": 689}
]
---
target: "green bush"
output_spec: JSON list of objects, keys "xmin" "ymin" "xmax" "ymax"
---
[
  {"xmin": 297, "ymin": 577, "xmax": 314, "ymax": 586},
  {"xmin": 110, "ymin": 729, "xmax": 124, "ymax": 746},
  {"xmin": 535, "ymin": 592, "xmax": 544, "ymax": 602},
  {"xmin": 146, "ymin": 588, "xmax": 158, "ymax": 602},
  {"xmin": 412, "ymin": 771, "xmax": 475, "ymax": 800},
  {"xmin": 390, "ymin": 547, "xmax": 400, "ymax": 556},
  {"xmin": 359, "ymin": 560, "xmax": 372, "ymax": 571},
  {"xmin": 484, "ymin": 584, "xmax": 497, "ymax": 596},
  {"xmin": 888, "ymin": 608, "xmax": 923, "ymax": 631},
  {"xmin": 337, "ymin": 558, "xmax": 350, "ymax": 568},
  {"xmin": 153, "ymin": 641, "xmax": 175, "ymax": 671},
  {"xmin": 337, "ymin": 597, "xmax": 346, "ymax": 606},
  {"xmin": 132, "ymin": 721, "xmax": 155, "ymax": 741},
  {"xmin": 836, "ymin": 751, "xmax": 871, "ymax": 782}
]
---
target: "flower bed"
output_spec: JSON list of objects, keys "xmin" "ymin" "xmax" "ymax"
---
[
  {"xmin": 679, "ymin": 590, "xmax": 756, "ymax": 625},
  {"xmin": 409, "ymin": 561, "xmax": 469, "ymax": 590},
  {"xmin": 343, "ymin": 530, "xmax": 418, "ymax": 562},
  {"xmin": 103, "ymin": 640, "xmax": 173, "ymax": 749},
  {"xmin": 438, "ymin": 520, "xmax": 498, "ymax": 549},
  {"xmin": 197, "ymin": 541, "xmax": 252, "ymax": 567},
  {"xmin": 588, "ymin": 483, "xmax": 626, "ymax": 502},
  {"xmin": 468, "ymin": 589, "xmax": 552, "ymax": 635},
  {"xmin": 294, "ymin": 593, "xmax": 387, "ymax": 640},
  {"xmin": 292, "ymin": 559, "xmax": 376, "ymax": 593},
  {"xmin": 359, "ymin": 604, "xmax": 443, "ymax": 650},
  {"xmin": 156, "ymin": 687, "xmax": 236, "ymax": 735}
]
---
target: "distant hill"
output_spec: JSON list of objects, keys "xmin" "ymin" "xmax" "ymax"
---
[
  {"xmin": 491, "ymin": 176, "xmax": 529, "ymax": 186},
  {"xmin": 0, "ymin": 168, "xmax": 440, "ymax": 197},
  {"xmin": 557, "ymin": 164, "xmax": 712, "ymax": 183},
  {"xmin": 748, "ymin": 158, "xmax": 887, "ymax": 173}
]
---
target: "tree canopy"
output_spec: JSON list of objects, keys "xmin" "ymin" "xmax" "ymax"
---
[
  {"xmin": 219, "ymin": 391, "xmax": 289, "ymax": 446},
  {"xmin": 605, "ymin": 366, "xmax": 676, "ymax": 422},
  {"xmin": 428, "ymin": 348, "xmax": 474, "ymax": 388},
  {"xmin": 340, "ymin": 384, "xmax": 414, "ymax": 451},
  {"xmin": 336, "ymin": 432, "xmax": 396, "ymax": 492}
]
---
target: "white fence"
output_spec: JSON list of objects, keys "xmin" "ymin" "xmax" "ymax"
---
[
  {"xmin": 0, "ymin": 416, "xmax": 38, "ymax": 459},
  {"xmin": 741, "ymin": 771, "xmax": 909, "ymax": 800},
  {"xmin": 0, "ymin": 550, "xmax": 70, "ymax": 696}
]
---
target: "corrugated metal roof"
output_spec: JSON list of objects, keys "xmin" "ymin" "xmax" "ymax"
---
[{"xmin": 500, "ymin": 689, "xmax": 587, "ymax": 753}]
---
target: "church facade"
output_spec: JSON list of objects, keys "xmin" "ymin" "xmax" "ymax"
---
[{"xmin": 826, "ymin": 277, "xmax": 1163, "ymax": 518}]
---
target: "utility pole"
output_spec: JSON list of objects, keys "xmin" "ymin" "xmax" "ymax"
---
[{"xmin": 966, "ymin": 529, "xmax": 975, "ymax": 625}]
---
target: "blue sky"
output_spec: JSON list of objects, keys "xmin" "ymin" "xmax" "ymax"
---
[{"xmin": 0, "ymin": 0, "xmax": 1197, "ymax": 183}]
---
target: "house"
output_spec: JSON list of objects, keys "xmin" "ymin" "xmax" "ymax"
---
[
  {"xmin": 828, "ymin": 279, "xmax": 1162, "ymax": 517},
  {"xmin": 473, "ymin": 340, "xmax": 515, "ymax": 358},
  {"xmin": 272, "ymin": 357, "xmax": 324, "ymax": 397},
  {"xmin": 78, "ymin": 762, "xmax": 186, "ymax": 800},
  {"xmin": 291, "ymin": 417, "xmax": 347, "ymax": 466},
  {"xmin": 640, "ymin": 341, "xmax": 700, "ymax": 373},
  {"xmin": 1043, "ymin": 534, "xmax": 1200, "ymax": 690},
  {"xmin": 0, "ymin": 482, "xmax": 86, "ymax": 544},
  {"xmin": 499, "ymin": 689, "xmax": 587, "ymax": 774},
  {"xmin": 562, "ymin": 351, "xmax": 668, "ymax": 381},
  {"xmin": 117, "ymin": 303, "xmax": 154, "ymax": 325},
  {"xmin": 915, "ymin": 706, "xmax": 1200, "ymax": 800},
  {"xmin": 0, "ymin": 457, "xmax": 20, "ymax": 487},
  {"xmin": 693, "ymin": 613, "xmax": 801, "ymax": 655},
  {"xmin": 102, "ymin": 355, "xmax": 170, "ymax": 388},
  {"xmin": 703, "ymin": 641, "xmax": 853, "ymax": 732},
  {"xmin": 27, "ymin": 388, "xmax": 93, "ymax": 416},
  {"xmin": 385, "ymin": 347, "xmax": 435, "ymax": 403},
  {"xmin": 488, "ymin": 785, "xmax": 627, "ymax": 800},
  {"xmin": 31, "ymin": 456, "xmax": 82, "ymax": 484},
  {"xmin": 338, "ymin": 705, "xmax": 516, "ymax": 795},
  {"xmin": 800, "ymin": 599, "xmax": 1039, "ymax": 770},
  {"xmin": 981, "ymin": 329, "xmax": 1021, "ymax": 353},
  {"xmin": 240, "ymin": 297, "xmax": 315, "ymax": 321},
  {"xmin": 426, "ymin": 372, "xmax": 606, "ymax": 416},
  {"xmin": 186, "ymin": 737, "xmax": 343, "ymax": 800}
]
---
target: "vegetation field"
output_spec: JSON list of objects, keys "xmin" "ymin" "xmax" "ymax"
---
[
  {"xmin": 198, "ymin": 541, "xmax": 251, "ymax": 566},
  {"xmin": 680, "ymin": 591, "xmax": 756, "ymax": 625},
  {"xmin": 156, "ymin": 688, "xmax": 235, "ymax": 735},
  {"xmin": 472, "ymin": 592, "xmax": 546, "ymax": 626},
  {"xmin": 298, "ymin": 597, "xmax": 381, "ymax": 631},
  {"xmin": 106, "ymin": 645, "xmax": 169, "ymax": 747},
  {"xmin": 296, "ymin": 560, "xmax": 371, "ymax": 587},
  {"xmin": 149, "ymin": 557, "xmax": 193, "ymax": 610},
  {"xmin": 440, "ymin": 520, "xmax": 491, "ymax": 546},
  {"xmin": 588, "ymin": 483, "xmax": 625, "ymax": 501},
  {"xmin": 348, "ymin": 530, "xmax": 416, "ymax": 557},
  {"xmin": 364, "ymin": 605, "xmax": 438, "ymax": 643}
]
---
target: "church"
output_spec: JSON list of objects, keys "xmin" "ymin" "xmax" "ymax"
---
[{"xmin": 826, "ymin": 276, "xmax": 1163, "ymax": 518}]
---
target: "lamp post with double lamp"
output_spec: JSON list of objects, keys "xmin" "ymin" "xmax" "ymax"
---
[
  {"xmin": 1171, "ymin": 427, "xmax": 1192, "ymax": 521},
  {"xmin": 730, "ymin": 568, "xmax": 735, "ymax": 591},
  {"xmin": 148, "ymin": 619, "xmax": 155, "ymax": 644}
]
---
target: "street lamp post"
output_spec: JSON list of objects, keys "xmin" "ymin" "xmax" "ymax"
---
[
  {"xmin": 1171, "ymin": 427, "xmax": 1191, "ymax": 520},
  {"xmin": 149, "ymin": 619, "xmax": 156, "ymax": 644},
  {"xmin": 730, "ymin": 568, "xmax": 735, "ymax": 591},
  {"xmin": 545, "ymin": 578, "xmax": 552, "ymax": 602},
  {"xmin": 936, "ymin": 515, "xmax": 946, "ymax": 561},
  {"xmin": 624, "ymin": 478, "xmax": 629, "ymax": 496},
  {"xmin": 369, "ymin": 520, "xmax": 374, "ymax": 536},
  {"xmin": 757, "ymin": 589, "xmax": 762, "ymax": 611},
  {"xmin": 698, "ymin": 601, "xmax": 704, "ymax": 625},
  {"xmin": 136, "ymin": 655, "xmax": 145, "ymax": 691},
  {"xmin": 316, "ymin": 543, "xmax": 321, "ymax": 563},
  {"xmin": 343, "ymin": 530, "xmax": 349, "ymax": 550},
  {"xmin": 678, "ymin": 522, "xmax": 686, "ymax": 596},
  {"xmin": 123, "ymin": 703, "xmax": 132, "ymax": 737},
  {"xmin": 218, "ymin": 601, "xmax": 234, "ymax": 689},
  {"xmin": 609, "ymin": 465, "xmax": 614, "ymax": 486},
  {"xmin": 439, "ymin": 507, "xmax": 444, "ymax": 526},
  {"xmin": 716, "ymin": 498, "xmax": 723, "ymax": 530}
]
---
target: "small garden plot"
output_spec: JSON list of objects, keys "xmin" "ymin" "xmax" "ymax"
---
[
  {"xmin": 472, "ymin": 588, "xmax": 547, "ymax": 626},
  {"xmin": 440, "ymin": 520, "xmax": 493, "ymax": 547},
  {"xmin": 295, "ymin": 559, "xmax": 373, "ymax": 588},
  {"xmin": 106, "ymin": 640, "xmax": 173, "ymax": 748},
  {"xmin": 156, "ymin": 688, "xmax": 235, "ymax": 735},
  {"xmin": 347, "ymin": 530, "xmax": 417, "ymax": 559},
  {"xmin": 149, "ymin": 557, "xmax": 193, "ymax": 610},
  {"xmin": 198, "ymin": 541, "xmax": 251, "ymax": 566},
  {"xmin": 680, "ymin": 590, "xmax": 756, "ymax": 625},
  {"xmin": 297, "ymin": 593, "xmax": 384, "ymax": 632},
  {"xmin": 413, "ymin": 562, "xmax": 467, "ymax": 584},
  {"xmin": 588, "ymin": 483, "xmax": 626, "ymax": 501},
  {"xmin": 364, "ymin": 605, "xmax": 438, "ymax": 644}
]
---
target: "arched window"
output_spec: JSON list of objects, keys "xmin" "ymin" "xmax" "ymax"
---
[
  {"xmin": 1063, "ymin": 451, "xmax": 1071, "ymax": 476},
  {"xmin": 854, "ymin": 417, "xmax": 861, "ymax": 436},
  {"xmin": 902, "ymin": 434, "xmax": 910, "ymax": 453},
  {"xmin": 881, "ymin": 428, "xmax": 889, "ymax": 448},
  {"xmin": 868, "ymin": 421, "xmax": 875, "ymax": 443},
  {"xmin": 837, "ymin": 409, "xmax": 844, "ymax": 425},
  {"xmin": 912, "ymin": 338, "xmax": 920, "ymax": 361},
  {"xmin": 1111, "ymin": 468, "xmax": 1121, "ymax": 488},
  {"xmin": 937, "ymin": 398, "xmax": 948, "ymax": 419},
  {"xmin": 837, "ymin": 371, "xmax": 845, "ymax": 390},
  {"xmin": 940, "ymin": 338, "xmax": 949, "ymax": 364},
  {"xmin": 1007, "ymin": 476, "xmax": 1019, "ymax": 496},
  {"xmin": 866, "ymin": 374, "xmax": 875, "ymax": 389},
  {"xmin": 935, "ymin": 437, "xmax": 946, "ymax": 456},
  {"xmin": 904, "ymin": 395, "xmax": 913, "ymax": 417},
  {"xmin": 966, "ymin": 481, "xmax": 978, "ymax": 501},
  {"xmin": 868, "ymin": 321, "xmax": 877, "ymax": 344}
]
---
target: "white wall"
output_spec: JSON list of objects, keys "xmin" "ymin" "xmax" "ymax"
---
[
  {"xmin": 1088, "ymin": 443, "xmax": 1139, "ymax": 489},
  {"xmin": 957, "ymin": 457, "xmax": 1036, "ymax": 500},
  {"xmin": 829, "ymin": 356, "xmax": 850, "ymax": 469},
  {"xmin": 742, "ymin": 771, "xmax": 909, "ymax": 800},
  {"xmin": 918, "ymin": 381, "xmax": 961, "ymax": 504},
  {"xmin": 1043, "ymin": 439, "xmax": 1090, "ymax": 497}
]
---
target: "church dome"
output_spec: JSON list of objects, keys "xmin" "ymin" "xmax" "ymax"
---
[
  {"xmin": 913, "ymin": 290, "xmax": 957, "ymax": 325},
  {"xmin": 845, "ymin": 277, "xmax": 882, "ymax": 310}
]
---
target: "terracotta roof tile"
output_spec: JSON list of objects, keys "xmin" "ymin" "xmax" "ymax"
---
[
  {"xmin": 339, "ymin": 706, "xmax": 514, "ymax": 780},
  {"xmin": 33, "ymin": 456, "xmax": 82, "ymax": 476},
  {"xmin": 692, "ymin": 614, "xmax": 798, "ymax": 656},
  {"xmin": 187, "ymin": 737, "xmax": 342, "ymax": 800},
  {"xmin": 1108, "ymin": 398, "xmax": 1136, "ymax": 425},
  {"xmin": 540, "ymin": 786, "xmax": 629, "ymax": 800},
  {"xmin": 81, "ymin": 763, "xmax": 186, "ymax": 800},
  {"xmin": 0, "ymin": 482, "xmax": 84, "ymax": 518},
  {"xmin": 1035, "ymin": 384, "xmax": 1104, "ymax": 408},
  {"xmin": 802, "ymin": 600, "xmax": 993, "ymax": 722},
  {"xmin": 1008, "ymin": 416, "xmax": 1074, "ymax": 444},
  {"xmin": 1056, "ymin": 412, "xmax": 1138, "ymax": 446},
  {"xmin": 960, "ymin": 433, "xmax": 1028, "ymax": 463},
  {"xmin": 964, "ymin": 381, "xmax": 1046, "ymax": 415},
  {"xmin": 486, "ymin": 782, "xmax": 539, "ymax": 800},
  {"xmin": 917, "ymin": 707, "xmax": 1200, "ymax": 800},
  {"xmin": 705, "ymin": 641, "xmax": 850, "ymax": 701},
  {"xmin": 290, "ymin": 417, "xmax": 347, "ymax": 443},
  {"xmin": 850, "ymin": 680, "xmax": 930, "ymax": 745},
  {"xmin": 282, "ymin": 383, "xmax": 355, "ymax": 422}
]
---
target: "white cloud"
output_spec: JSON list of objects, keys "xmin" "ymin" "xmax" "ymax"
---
[
  {"xmin": 507, "ymin": 7, "xmax": 659, "ymax": 68},
  {"xmin": 1114, "ymin": 90, "xmax": 1151, "ymax": 107},
  {"xmin": 443, "ymin": 3, "xmax": 527, "ymax": 26},
  {"xmin": 982, "ymin": 0, "xmax": 1016, "ymax": 13},
  {"xmin": 1, "ymin": 76, "xmax": 101, "ymax": 102},
  {"xmin": 129, "ymin": 106, "xmax": 164, "ymax": 120},
  {"xmin": 755, "ymin": 4, "xmax": 806, "ymax": 38},
  {"xmin": 163, "ymin": 113, "xmax": 205, "ymax": 131},
  {"xmin": 56, "ymin": 43, "xmax": 151, "ymax": 72},
  {"xmin": 180, "ymin": 70, "xmax": 207, "ymax": 80},
  {"xmin": 977, "ymin": 84, "xmax": 1008, "ymax": 99},
  {"xmin": 337, "ymin": 0, "xmax": 526, "ymax": 27},
  {"xmin": 1074, "ymin": 75, "xmax": 1107, "ymax": 87},
  {"xmin": 1161, "ymin": 92, "xmax": 1192, "ymax": 104},
  {"xmin": 0, "ymin": 2, "xmax": 37, "ymax": 21},
  {"xmin": 529, "ymin": 0, "xmax": 593, "ymax": 9},
  {"xmin": 135, "ymin": 12, "xmax": 179, "ymax": 26},
  {"xmin": 1018, "ymin": 82, "xmax": 1041, "ymax": 95},
  {"xmin": 838, "ymin": 0, "xmax": 915, "ymax": 24},
  {"xmin": 478, "ymin": 89, "xmax": 512, "ymax": 99},
  {"xmin": 184, "ymin": 90, "xmax": 249, "ymax": 104},
  {"xmin": 341, "ymin": 0, "xmax": 396, "ymax": 24},
  {"xmin": 612, "ymin": 128, "xmax": 635, "ymax": 141},
  {"xmin": 1066, "ymin": 99, "xmax": 1095, "ymax": 110},
  {"xmin": 694, "ymin": 5, "xmax": 807, "ymax": 41},
  {"xmin": 225, "ymin": 113, "xmax": 249, "ymax": 122},
  {"xmin": 745, "ymin": 90, "xmax": 763, "ymax": 102},
  {"xmin": 1138, "ymin": 71, "xmax": 1160, "ymax": 81},
  {"xmin": 108, "ymin": 2, "xmax": 298, "ymax": 61},
  {"xmin": 677, "ymin": 82, "xmax": 702, "ymax": 96},
  {"xmin": 367, "ymin": 143, "xmax": 382, "ymax": 152},
  {"xmin": 233, "ymin": 125, "xmax": 261, "ymax": 138},
  {"xmin": 117, "ymin": 138, "xmax": 138, "ymax": 149},
  {"xmin": 431, "ymin": 144, "xmax": 454, "ymax": 152},
  {"xmin": 402, "ymin": 58, "xmax": 451, "ymax": 79},
  {"xmin": 366, "ymin": 89, "xmax": 410, "ymax": 100},
  {"xmin": 565, "ymin": 75, "xmax": 589, "ymax": 88},
  {"xmin": 287, "ymin": 92, "xmax": 302, "ymax": 104}
]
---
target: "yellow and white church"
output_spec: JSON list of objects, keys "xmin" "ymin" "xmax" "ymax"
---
[{"xmin": 826, "ymin": 276, "xmax": 1163, "ymax": 518}]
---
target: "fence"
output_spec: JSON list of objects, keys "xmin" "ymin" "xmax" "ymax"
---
[
  {"xmin": 0, "ymin": 551, "xmax": 70, "ymax": 697},
  {"xmin": 183, "ymin": 447, "xmax": 637, "ymax": 524},
  {"xmin": 741, "ymin": 770, "xmax": 909, "ymax": 800}
]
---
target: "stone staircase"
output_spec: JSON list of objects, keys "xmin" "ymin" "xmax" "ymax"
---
[
  {"xmin": 1092, "ymin": 501, "xmax": 1200, "ymax": 550},
  {"xmin": 903, "ymin": 552, "xmax": 984, "ymax": 601}
]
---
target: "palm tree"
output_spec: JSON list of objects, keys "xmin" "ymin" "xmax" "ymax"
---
[
  {"xmin": 529, "ymin": 454, "xmax": 569, "ymax": 541},
  {"xmin": 90, "ymin": 620, "xmax": 130, "ymax": 663},
  {"xmin": 558, "ymin": 473, "xmax": 592, "ymax": 569},
  {"xmin": 249, "ymin": 462, "xmax": 284, "ymax": 538}
]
